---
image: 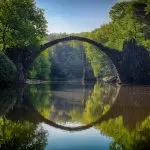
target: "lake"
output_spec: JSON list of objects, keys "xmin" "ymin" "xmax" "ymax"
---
[{"xmin": 0, "ymin": 81, "xmax": 150, "ymax": 150}]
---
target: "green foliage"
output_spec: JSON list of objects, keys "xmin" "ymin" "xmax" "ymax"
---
[
  {"xmin": 28, "ymin": 82, "xmax": 117, "ymax": 124},
  {"xmin": 0, "ymin": 117, "xmax": 47, "ymax": 150},
  {"xmin": 0, "ymin": 0, "xmax": 47, "ymax": 51},
  {"xmin": 51, "ymin": 43, "xmax": 84, "ymax": 80},
  {"xmin": 46, "ymin": 33, "xmax": 115, "ymax": 79},
  {"xmin": 83, "ymin": 83, "xmax": 117, "ymax": 123},
  {"xmin": 26, "ymin": 82, "xmax": 150, "ymax": 150},
  {"xmin": 1, "ymin": 0, "xmax": 149, "ymax": 81},
  {"xmin": 0, "ymin": 0, "xmax": 48, "ymax": 82},
  {"xmin": 28, "ymin": 50, "xmax": 52, "ymax": 80},
  {"xmin": 2, "ymin": 82, "xmax": 150, "ymax": 150},
  {"xmin": 84, "ymin": 42, "xmax": 116, "ymax": 77},
  {"xmin": 0, "ymin": 53, "xmax": 16, "ymax": 82},
  {"xmin": 88, "ymin": 0, "xmax": 150, "ymax": 51},
  {"xmin": 97, "ymin": 116, "xmax": 150, "ymax": 150},
  {"xmin": 27, "ymin": 0, "xmax": 150, "ymax": 81},
  {"xmin": 27, "ymin": 84, "xmax": 51, "ymax": 119}
]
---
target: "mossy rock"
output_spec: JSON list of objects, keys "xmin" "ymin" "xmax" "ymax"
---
[{"xmin": 0, "ymin": 53, "xmax": 17, "ymax": 82}]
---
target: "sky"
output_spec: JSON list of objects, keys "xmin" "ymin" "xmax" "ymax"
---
[{"xmin": 36, "ymin": 0, "xmax": 118, "ymax": 33}]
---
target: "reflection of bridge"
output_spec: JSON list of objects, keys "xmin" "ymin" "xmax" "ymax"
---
[
  {"xmin": 2, "ymin": 85, "xmax": 150, "ymax": 131},
  {"xmin": 6, "ymin": 36, "xmax": 150, "ymax": 84},
  {"xmin": 4, "ymin": 97, "xmax": 115, "ymax": 131}
]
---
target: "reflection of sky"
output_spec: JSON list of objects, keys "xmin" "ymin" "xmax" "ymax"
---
[
  {"xmin": 41, "ymin": 123, "xmax": 111, "ymax": 150},
  {"xmin": 36, "ymin": 0, "xmax": 117, "ymax": 33},
  {"xmin": 58, "ymin": 122, "xmax": 85, "ymax": 127}
]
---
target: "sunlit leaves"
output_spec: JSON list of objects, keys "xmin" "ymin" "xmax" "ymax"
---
[
  {"xmin": 0, "ymin": 0, "xmax": 47, "ymax": 51},
  {"xmin": 0, "ymin": 117, "xmax": 47, "ymax": 149}
]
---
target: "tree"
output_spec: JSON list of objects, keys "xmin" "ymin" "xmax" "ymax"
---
[
  {"xmin": 87, "ymin": 0, "xmax": 150, "ymax": 51},
  {"xmin": 28, "ymin": 49, "xmax": 52, "ymax": 80},
  {"xmin": 0, "ymin": 0, "xmax": 47, "ymax": 51},
  {"xmin": 0, "ymin": 118, "xmax": 47, "ymax": 150}
]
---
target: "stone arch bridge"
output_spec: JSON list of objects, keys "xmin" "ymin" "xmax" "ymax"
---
[{"xmin": 6, "ymin": 36, "xmax": 150, "ymax": 84}]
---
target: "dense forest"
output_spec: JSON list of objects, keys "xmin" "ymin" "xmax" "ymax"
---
[
  {"xmin": 0, "ymin": 0, "xmax": 150, "ymax": 81},
  {"xmin": 28, "ymin": 0, "xmax": 150, "ymax": 81}
]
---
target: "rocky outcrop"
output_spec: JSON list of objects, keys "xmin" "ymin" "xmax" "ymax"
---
[{"xmin": 117, "ymin": 39, "xmax": 150, "ymax": 84}]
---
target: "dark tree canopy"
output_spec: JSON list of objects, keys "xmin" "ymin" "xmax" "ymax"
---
[{"xmin": 0, "ymin": 0, "xmax": 47, "ymax": 51}]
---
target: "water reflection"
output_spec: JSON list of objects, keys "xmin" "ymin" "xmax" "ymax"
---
[
  {"xmin": 0, "ymin": 82, "xmax": 150, "ymax": 149},
  {"xmin": 97, "ymin": 86, "xmax": 150, "ymax": 150},
  {"xmin": 0, "ymin": 86, "xmax": 48, "ymax": 150}
]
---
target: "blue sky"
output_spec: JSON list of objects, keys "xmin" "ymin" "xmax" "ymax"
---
[{"xmin": 36, "ymin": 0, "xmax": 117, "ymax": 33}]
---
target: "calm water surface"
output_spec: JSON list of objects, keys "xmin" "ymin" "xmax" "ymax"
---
[{"xmin": 0, "ymin": 81, "xmax": 150, "ymax": 150}]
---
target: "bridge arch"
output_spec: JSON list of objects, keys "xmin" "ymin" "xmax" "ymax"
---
[
  {"xmin": 6, "ymin": 36, "xmax": 122, "ymax": 83},
  {"xmin": 37, "ymin": 36, "xmax": 121, "ymax": 80},
  {"xmin": 7, "ymin": 36, "xmax": 150, "ymax": 84},
  {"xmin": 40, "ymin": 36, "xmax": 121, "ymax": 66}
]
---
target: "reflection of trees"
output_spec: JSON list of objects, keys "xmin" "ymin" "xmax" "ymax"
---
[
  {"xmin": 19, "ymin": 82, "xmax": 118, "ymax": 130},
  {"xmin": 27, "ymin": 84, "xmax": 51, "ymax": 119},
  {"xmin": 0, "ymin": 117, "xmax": 47, "ymax": 150},
  {"xmin": 97, "ymin": 116, "xmax": 150, "ymax": 150},
  {"xmin": 96, "ymin": 86, "xmax": 150, "ymax": 150},
  {"xmin": 40, "ymin": 82, "xmax": 96, "ymax": 123},
  {"xmin": 2, "ymin": 83, "xmax": 150, "ymax": 149},
  {"xmin": 32, "ymin": 82, "xmax": 117, "ymax": 124},
  {"xmin": 83, "ymin": 82, "xmax": 117, "ymax": 123},
  {"xmin": 0, "ymin": 86, "xmax": 48, "ymax": 150},
  {"xmin": 22, "ymin": 83, "xmax": 150, "ymax": 150},
  {"xmin": 28, "ymin": 84, "xmax": 150, "ymax": 149}
]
